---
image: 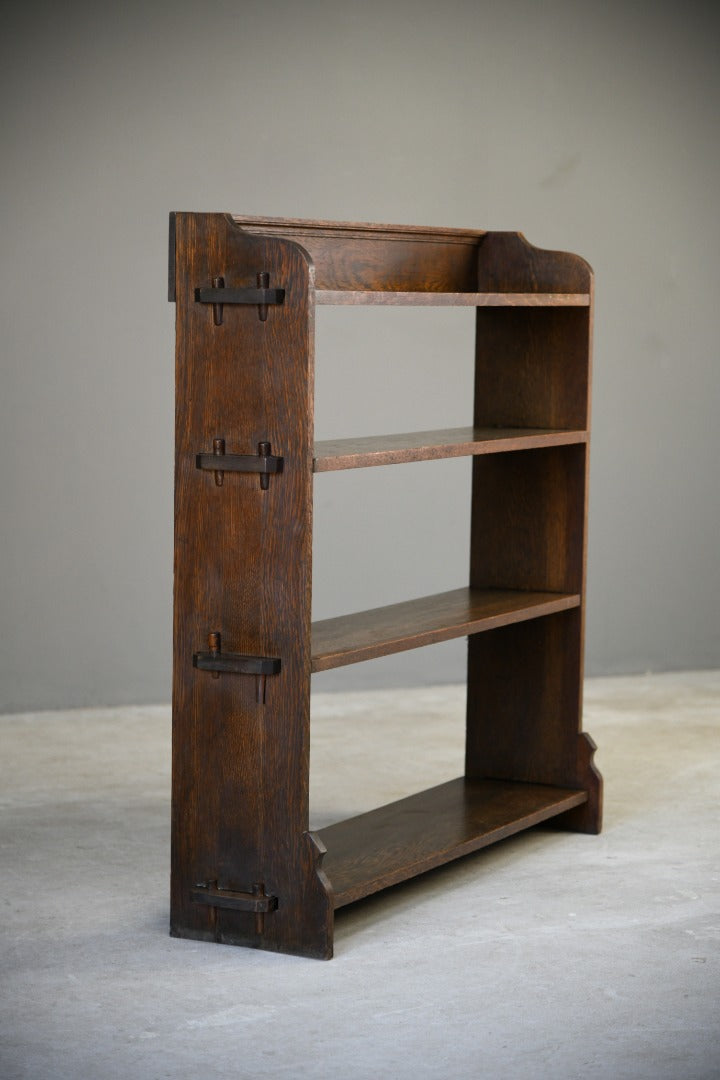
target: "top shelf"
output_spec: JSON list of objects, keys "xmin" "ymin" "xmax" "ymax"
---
[
  {"xmin": 315, "ymin": 291, "xmax": 590, "ymax": 307},
  {"xmin": 169, "ymin": 216, "xmax": 594, "ymax": 301},
  {"xmin": 227, "ymin": 218, "xmax": 593, "ymax": 296}
]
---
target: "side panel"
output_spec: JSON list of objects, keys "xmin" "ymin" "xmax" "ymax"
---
[
  {"xmin": 467, "ymin": 234, "xmax": 601, "ymax": 833},
  {"xmin": 171, "ymin": 213, "xmax": 333, "ymax": 957}
]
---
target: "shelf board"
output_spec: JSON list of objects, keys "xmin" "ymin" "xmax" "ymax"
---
[
  {"xmin": 232, "ymin": 214, "xmax": 485, "ymax": 243},
  {"xmin": 314, "ymin": 426, "xmax": 587, "ymax": 472},
  {"xmin": 316, "ymin": 290, "xmax": 590, "ymax": 307},
  {"xmin": 318, "ymin": 777, "xmax": 588, "ymax": 908},
  {"xmin": 311, "ymin": 587, "xmax": 580, "ymax": 672}
]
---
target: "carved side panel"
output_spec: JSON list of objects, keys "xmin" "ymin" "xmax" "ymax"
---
[
  {"xmin": 468, "ymin": 234, "xmax": 602, "ymax": 833},
  {"xmin": 171, "ymin": 213, "xmax": 333, "ymax": 957}
]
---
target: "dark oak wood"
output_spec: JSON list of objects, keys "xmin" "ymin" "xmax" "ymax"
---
[
  {"xmin": 466, "ymin": 612, "xmax": 601, "ymax": 834},
  {"xmin": 234, "ymin": 215, "xmax": 483, "ymax": 293},
  {"xmin": 318, "ymin": 778, "xmax": 588, "ymax": 908},
  {"xmin": 195, "ymin": 285, "xmax": 285, "ymax": 306},
  {"xmin": 230, "ymin": 218, "xmax": 592, "ymax": 297},
  {"xmin": 170, "ymin": 213, "xmax": 601, "ymax": 959},
  {"xmin": 311, "ymin": 587, "xmax": 580, "ymax": 672},
  {"xmin": 313, "ymin": 426, "xmax": 587, "ymax": 472},
  {"xmin": 474, "ymin": 309, "xmax": 591, "ymax": 431},
  {"xmin": 469, "ymin": 445, "xmax": 586, "ymax": 595},
  {"xmin": 196, "ymin": 447, "xmax": 283, "ymax": 478},
  {"xmin": 467, "ymin": 232, "xmax": 600, "ymax": 834},
  {"xmin": 193, "ymin": 650, "xmax": 281, "ymax": 676},
  {"xmin": 190, "ymin": 883, "xmax": 278, "ymax": 914},
  {"xmin": 476, "ymin": 231, "xmax": 592, "ymax": 294},
  {"xmin": 171, "ymin": 212, "xmax": 332, "ymax": 959},
  {"xmin": 231, "ymin": 214, "xmax": 487, "ymax": 240}
]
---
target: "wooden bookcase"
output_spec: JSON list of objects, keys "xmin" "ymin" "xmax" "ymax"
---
[{"xmin": 168, "ymin": 213, "xmax": 602, "ymax": 959}]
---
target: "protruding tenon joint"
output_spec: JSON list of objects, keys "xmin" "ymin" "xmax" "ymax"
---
[
  {"xmin": 194, "ymin": 274, "xmax": 285, "ymax": 322},
  {"xmin": 193, "ymin": 632, "xmax": 281, "ymax": 704},
  {"xmin": 191, "ymin": 881, "xmax": 278, "ymax": 933},
  {"xmin": 196, "ymin": 440, "xmax": 283, "ymax": 490}
]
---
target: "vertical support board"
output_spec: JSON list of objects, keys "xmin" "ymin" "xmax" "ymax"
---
[
  {"xmin": 467, "ymin": 234, "xmax": 601, "ymax": 833},
  {"xmin": 171, "ymin": 213, "xmax": 333, "ymax": 958}
]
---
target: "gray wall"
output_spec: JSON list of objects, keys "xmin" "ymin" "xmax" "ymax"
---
[{"xmin": 1, "ymin": 1, "xmax": 718, "ymax": 711}]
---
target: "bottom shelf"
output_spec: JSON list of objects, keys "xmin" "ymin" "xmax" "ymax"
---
[{"xmin": 317, "ymin": 777, "xmax": 588, "ymax": 909}]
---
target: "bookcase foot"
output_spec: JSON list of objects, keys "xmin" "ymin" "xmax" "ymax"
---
[{"xmin": 550, "ymin": 732, "xmax": 603, "ymax": 834}]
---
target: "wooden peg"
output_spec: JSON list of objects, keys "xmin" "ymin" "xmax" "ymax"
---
[
  {"xmin": 258, "ymin": 441, "xmax": 271, "ymax": 490},
  {"xmin": 208, "ymin": 631, "xmax": 221, "ymax": 679},
  {"xmin": 211, "ymin": 276, "xmax": 224, "ymax": 325},
  {"xmin": 212, "ymin": 438, "xmax": 225, "ymax": 486},
  {"xmin": 257, "ymin": 271, "xmax": 269, "ymax": 321}
]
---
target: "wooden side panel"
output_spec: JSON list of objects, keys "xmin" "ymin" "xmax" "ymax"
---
[
  {"xmin": 171, "ymin": 213, "xmax": 333, "ymax": 957},
  {"xmin": 476, "ymin": 231, "xmax": 592, "ymax": 294},
  {"xmin": 466, "ymin": 611, "xmax": 580, "ymax": 786},
  {"xmin": 474, "ymin": 232, "xmax": 591, "ymax": 431},
  {"xmin": 474, "ymin": 307, "xmax": 590, "ymax": 431},
  {"xmin": 469, "ymin": 445, "xmax": 586, "ymax": 595},
  {"xmin": 467, "ymin": 234, "xmax": 601, "ymax": 833},
  {"xmin": 465, "ymin": 615, "xmax": 601, "ymax": 833}
]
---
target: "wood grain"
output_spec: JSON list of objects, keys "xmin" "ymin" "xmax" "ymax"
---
[
  {"xmin": 316, "ymin": 290, "xmax": 589, "ymax": 306},
  {"xmin": 171, "ymin": 212, "xmax": 333, "ymax": 958},
  {"xmin": 467, "ymin": 232, "xmax": 601, "ymax": 834},
  {"xmin": 469, "ymin": 445, "xmax": 586, "ymax": 595},
  {"xmin": 231, "ymin": 214, "xmax": 487, "ymax": 242},
  {"xmin": 318, "ymin": 777, "xmax": 588, "ymax": 908},
  {"xmin": 313, "ymin": 426, "xmax": 587, "ymax": 472},
  {"xmin": 311, "ymin": 588, "xmax": 580, "ymax": 672}
]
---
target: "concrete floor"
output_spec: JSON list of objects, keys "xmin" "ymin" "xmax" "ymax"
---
[{"xmin": 1, "ymin": 671, "xmax": 718, "ymax": 1080}]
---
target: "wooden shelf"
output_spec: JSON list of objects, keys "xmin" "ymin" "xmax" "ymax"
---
[
  {"xmin": 311, "ymin": 587, "xmax": 580, "ymax": 672},
  {"xmin": 314, "ymin": 426, "xmax": 587, "ymax": 472},
  {"xmin": 318, "ymin": 777, "xmax": 588, "ymax": 908},
  {"xmin": 232, "ymin": 214, "xmax": 486, "ymax": 242},
  {"xmin": 316, "ymin": 290, "xmax": 590, "ymax": 306}
]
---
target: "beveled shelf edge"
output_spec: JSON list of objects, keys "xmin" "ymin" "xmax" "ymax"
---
[
  {"xmin": 231, "ymin": 214, "xmax": 486, "ymax": 244},
  {"xmin": 311, "ymin": 588, "xmax": 581, "ymax": 673},
  {"xmin": 316, "ymin": 291, "xmax": 590, "ymax": 306},
  {"xmin": 317, "ymin": 778, "xmax": 589, "ymax": 909},
  {"xmin": 313, "ymin": 426, "xmax": 588, "ymax": 472}
]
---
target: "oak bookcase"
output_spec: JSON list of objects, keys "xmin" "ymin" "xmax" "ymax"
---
[{"xmin": 168, "ymin": 213, "xmax": 602, "ymax": 959}]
